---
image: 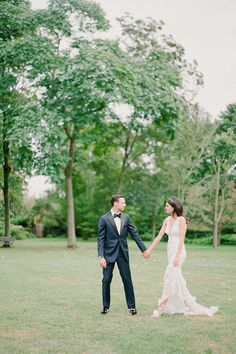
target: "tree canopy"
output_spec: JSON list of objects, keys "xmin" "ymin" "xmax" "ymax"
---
[{"xmin": 0, "ymin": 0, "xmax": 235, "ymax": 248}]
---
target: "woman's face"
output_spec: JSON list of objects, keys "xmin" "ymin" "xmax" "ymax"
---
[{"xmin": 165, "ymin": 202, "xmax": 174, "ymax": 214}]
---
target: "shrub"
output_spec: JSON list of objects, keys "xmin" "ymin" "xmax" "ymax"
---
[
  {"xmin": 10, "ymin": 225, "xmax": 35, "ymax": 240},
  {"xmin": 186, "ymin": 230, "xmax": 212, "ymax": 239},
  {"xmin": 221, "ymin": 234, "xmax": 236, "ymax": 245},
  {"xmin": 185, "ymin": 234, "xmax": 236, "ymax": 246},
  {"xmin": 185, "ymin": 237, "xmax": 212, "ymax": 245}
]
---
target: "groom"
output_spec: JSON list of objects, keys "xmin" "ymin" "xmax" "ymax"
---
[{"xmin": 97, "ymin": 194, "xmax": 149, "ymax": 315}]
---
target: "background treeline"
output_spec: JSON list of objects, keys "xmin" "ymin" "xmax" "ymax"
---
[{"xmin": 0, "ymin": 0, "xmax": 235, "ymax": 248}]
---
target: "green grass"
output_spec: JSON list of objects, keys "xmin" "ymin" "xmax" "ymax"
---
[{"xmin": 0, "ymin": 239, "xmax": 235, "ymax": 354}]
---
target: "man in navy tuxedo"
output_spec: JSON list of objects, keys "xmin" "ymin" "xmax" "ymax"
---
[{"xmin": 97, "ymin": 194, "xmax": 149, "ymax": 315}]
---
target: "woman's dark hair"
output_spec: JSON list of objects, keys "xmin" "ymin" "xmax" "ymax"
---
[
  {"xmin": 167, "ymin": 196, "xmax": 188, "ymax": 222},
  {"xmin": 111, "ymin": 194, "xmax": 124, "ymax": 206}
]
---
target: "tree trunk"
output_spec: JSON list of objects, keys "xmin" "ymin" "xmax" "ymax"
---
[
  {"xmin": 35, "ymin": 223, "xmax": 44, "ymax": 237},
  {"xmin": 117, "ymin": 131, "xmax": 137, "ymax": 193},
  {"xmin": 151, "ymin": 200, "xmax": 158, "ymax": 240},
  {"xmin": 65, "ymin": 136, "xmax": 77, "ymax": 248},
  {"xmin": 213, "ymin": 220, "xmax": 218, "ymax": 249},
  {"xmin": 213, "ymin": 160, "xmax": 224, "ymax": 248},
  {"xmin": 118, "ymin": 156, "xmax": 127, "ymax": 193},
  {"xmin": 217, "ymin": 223, "xmax": 221, "ymax": 246},
  {"xmin": 213, "ymin": 161, "xmax": 220, "ymax": 248},
  {"xmin": 3, "ymin": 112, "xmax": 11, "ymax": 246}
]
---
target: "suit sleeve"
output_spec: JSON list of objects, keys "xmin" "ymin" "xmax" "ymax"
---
[
  {"xmin": 97, "ymin": 216, "xmax": 106, "ymax": 258},
  {"xmin": 127, "ymin": 216, "xmax": 147, "ymax": 252}
]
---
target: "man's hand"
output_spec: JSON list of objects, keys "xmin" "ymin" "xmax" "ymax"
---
[
  {"xmin": 143, "ymin": 250, "xmax": 150, "ymax": 259},
  {"xmin": 99, "ymin": 257, "xmax": 107, "ymax": 268}
]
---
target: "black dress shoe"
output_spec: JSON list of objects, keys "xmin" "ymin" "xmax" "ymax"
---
[
  {"xmin": 129, "ymin": 309, "xmax": 137, "ymax": 315},
  {"xmin": 101, "ymin": 307, "xmax": 109, "ymax": 314}
]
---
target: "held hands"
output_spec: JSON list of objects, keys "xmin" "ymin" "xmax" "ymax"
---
[
  {"xmin": 99, "ymin": 257, "xmax": 107, "ymax": 268},
  {"xmin": 143, "ymin": 249, "xmax": 151, "ymax": 259}
]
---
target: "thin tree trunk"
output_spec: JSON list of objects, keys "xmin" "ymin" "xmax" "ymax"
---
[
  {"xmin": 217, "ymin": 223, "xmax": 221, "ymax": 246},
  {"xmin": 213, "ymin": 160, "xmax": 221, "ymax": 248},
  {"xmin": 3, "ymin": 112, "xmax": 11, "ymax": 246},
  {"xmin": 217, "ymin": 189, "xmax": 224, "ymax": 246},
  {"xmin": 151, "ymin": 204, "xmax": 157, "ymax": 241},
  {"xmin": 118, "ymin": 134, "xmax": 130, "ymax": 193},
  {"xmin": 65, "ymin": 133, "xmax": 76, "ymax": 248},
  {"xmin": 213, "ymin": 218, "xmax": 218, "ymax": 249},
  {"xmin": 117, "ymin": 131, "xmax": 137, "ymax": 192},
  {"xmin": 151, "ymin": 194, "xmax": 161, "ymax": 241},
  {"xmin": 118, "ymin": 156, "xmax": 127, "ymax": 193},
  {"xmin": 66, "ymin": 171, "xmax": 76, "ymax": 248}
]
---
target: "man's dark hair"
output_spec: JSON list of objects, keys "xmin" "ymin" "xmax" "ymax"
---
[{"xmin": 111, "ymin": 194, "xmax": 124, "ymax": 206}]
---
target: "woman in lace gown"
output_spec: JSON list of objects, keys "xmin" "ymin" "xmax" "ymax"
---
[{"xmin": 146, "ymin": 196, "xmax": 218, "ymax": 317}]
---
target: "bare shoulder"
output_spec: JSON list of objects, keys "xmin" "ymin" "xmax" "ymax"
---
[
  {"xmin": 179, "ymin": 216, "xmax": 187, "ymax": 224},
  {"xmin": 163, "ymin": 216, "xmax": 170, "ymax": 225}
]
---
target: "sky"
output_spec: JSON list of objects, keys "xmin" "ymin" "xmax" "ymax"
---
[{"xmin": 29, "ymin": 0, "xmax": 236, "ymax": 196}]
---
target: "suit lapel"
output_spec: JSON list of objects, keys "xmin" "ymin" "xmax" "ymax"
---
[{"xmin": 107, "ymin": 212, "xmax": 119, "ymax": 235}]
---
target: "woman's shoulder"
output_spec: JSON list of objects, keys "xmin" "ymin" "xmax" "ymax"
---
[
  {"xmin": 163, "ymin": 216, "xmax": 170, "ymax": 224},
  {"xmin": 178, "ymin": 216, "xmax": 187, "ymax": 224}
]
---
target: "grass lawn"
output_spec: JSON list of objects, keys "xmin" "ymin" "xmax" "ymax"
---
[{"xmin": 0, "ymin": 239, "xmax": 235, "ymax": 354}]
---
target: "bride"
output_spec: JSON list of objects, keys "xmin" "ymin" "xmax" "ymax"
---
[{"xmin": 146, "ymin": 196, "xmax": 218, "ymax": 317}]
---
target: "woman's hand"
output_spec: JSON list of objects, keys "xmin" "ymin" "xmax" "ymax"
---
[
  {"xmin": 143, "ymin": 249, "xmax": 151, "ymax": 259},
  {"xmin": 173, "ymin": 257, "xmax": 179, "ymax": 266}
]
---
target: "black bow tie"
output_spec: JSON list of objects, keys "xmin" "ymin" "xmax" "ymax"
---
[{"xmin": 114, "ymin": 213, "xmax": 121, "ymax": 218}]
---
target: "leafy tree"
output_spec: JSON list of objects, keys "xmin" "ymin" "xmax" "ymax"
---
[
  {"xmin": 0, "ymin": 0, "xmax": 55, "ymax": 245},
  {"xmin": 183, "ymin": 103, "xmax": 236, "ymax": 246},
  {"xmin": 33, "ymin": 0, "xmax": 120, "ymax": 247},
  {"xmin": 98, "ymin": 14, "xmax": 203, "ymax": 193},
  {"xmin": 112, "ymin": 15, "xmax": 182, "ymax": 192},
  {"xmin": 207, "ymin": 104, "xmax": 236, "ymax": 247}
]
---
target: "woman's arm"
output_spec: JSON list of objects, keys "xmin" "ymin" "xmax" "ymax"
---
[
  {"xmin": 147, "ymin": 219, "xmax": 167, "ymax": 253},
  {"xmin": 173, "ymin": 217, "xmax": 187, "ymax": 266}
]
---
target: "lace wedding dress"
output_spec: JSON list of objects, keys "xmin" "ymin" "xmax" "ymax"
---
[{"xmin": 152, "ymin": 216, "xmax": 218, "ymax": 317}]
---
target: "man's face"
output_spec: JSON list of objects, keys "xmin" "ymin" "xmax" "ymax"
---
[{"xmin": 114, "ymin": 197, "xmax": 126, "ymax": 212}]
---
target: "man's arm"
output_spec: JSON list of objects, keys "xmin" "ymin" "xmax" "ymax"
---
[
  {"xmin": 127, "ymin": 216, "xmax": 147, "ymax": 253},
  {"xmin": 97, "ymin": 216, "xmax": 107, "ymax": 268}
]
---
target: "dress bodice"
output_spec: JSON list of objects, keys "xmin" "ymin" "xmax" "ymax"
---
[{"xmin": 165, "ymin": 216, "xmax": 180, "ymax": 237}]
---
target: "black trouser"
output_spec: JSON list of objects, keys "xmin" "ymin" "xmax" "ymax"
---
[{"xmin": 102, "ymin": 248, "xmax": 135, "ymax": 309}]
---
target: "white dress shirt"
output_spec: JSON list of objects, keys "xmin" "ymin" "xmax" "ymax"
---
[{"xmin": 111, "ymin": 209, "xmax": 121, "ymax": 234}]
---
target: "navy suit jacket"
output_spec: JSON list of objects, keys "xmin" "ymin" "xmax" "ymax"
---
[{"xmin": 97, "ymin": 211, "xmax": 147, "ymax": 262}]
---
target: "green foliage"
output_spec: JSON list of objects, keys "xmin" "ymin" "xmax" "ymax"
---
[
  {"xmin": 10, "ymin": 225, "xmax": 35, "ymax": 240},
  {"xmin": 220, "ymin": 234, "xmax": 236, "ymax": 245},
  {"xmin": 30, "ymin": 194, "xmax": 66, "ymax": 236},
  {"xmin": 0, "ymin": 175, "xmax": 25, "ymax": 222},
  {"xmin": 217, "ymin": 103, "xmax": 236, "ymax": 135},
  {"xmin": 33, "ymin": 6, "xmax": 190, "ymax": 244},
  {"xmin": 185, "ymin": 236, "xmax": 213, "ymax": 246},
  {"xmin": 45, "ymin": 0, "xmax": 109, "ymax": 32},
  {"xmin": 185, "ymin": 234, "xmax": 236, "ymax": 246},
  {"xmin": 0, "ymin": 0, "xmax": 60, "ymax": 237},
  {"xmin": 0, "ymin": 1, "xmax": 38, "ymax": 42},
  {"xmin": 0, "ymin": 0, "xmax": 235, "ymax": 244}
]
